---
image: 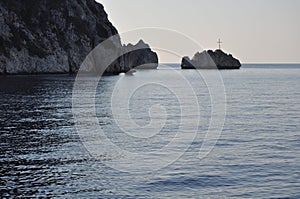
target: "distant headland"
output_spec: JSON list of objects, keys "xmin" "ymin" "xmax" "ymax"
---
[
  {"xmin": 0, "ymin": 0, "xmax": 158, "ymax": 75},
  {"xmin": 0, "ymin": 0, "xmax": 241, "ymax": 75},
  {"xmin": 181, "ymin": 49, "xmax": 241, "ymax": 70}
]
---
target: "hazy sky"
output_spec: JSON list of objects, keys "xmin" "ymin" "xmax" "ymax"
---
[{"xmin": 98, "ymin": 0, "xmax": 300, "ymax": 63}]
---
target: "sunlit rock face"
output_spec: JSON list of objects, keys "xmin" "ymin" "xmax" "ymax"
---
[
  {"xmin": 0, "ymin": 0, "xmax": 158, "ymax": 75},
  {"xmin": 181, "ymin": 50, "xmax": 241, "ymax": 70}
]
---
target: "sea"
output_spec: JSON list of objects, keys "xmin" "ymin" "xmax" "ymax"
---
[{"xmin": 0, "ymin": 64, "xmax": 300, "ymax": 198}]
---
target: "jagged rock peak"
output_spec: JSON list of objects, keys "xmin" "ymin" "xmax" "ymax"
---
[{"xmin": 125, "ymin": 40, "xmax": 150, "ymax": 49}]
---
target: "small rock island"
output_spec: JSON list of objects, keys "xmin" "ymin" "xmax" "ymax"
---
[{"xmin": 181, "ymin": 49, "xmax": 241, "ymax": 70}]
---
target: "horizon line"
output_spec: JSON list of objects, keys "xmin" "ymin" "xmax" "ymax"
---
[{"xmin": 160, "ymin": 62, "xmax": 300, "ymax": 65}]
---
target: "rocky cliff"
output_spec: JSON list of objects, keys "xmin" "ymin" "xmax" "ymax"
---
[
  {"xmin": 181, "ymin": 49, "xmax": 241, "ymax": 70},
  {"xmin": 0, "ymin": 0, "xmax": 158, "ymax": 75}
]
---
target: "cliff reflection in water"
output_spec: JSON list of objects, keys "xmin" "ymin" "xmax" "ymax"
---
[{"xmin": 0, "ymin": 75, "xmax": 86, "ymax": 196}]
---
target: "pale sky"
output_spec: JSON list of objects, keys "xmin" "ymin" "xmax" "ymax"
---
[{"xmin": 98, "ymin": 0, "xmax": 300, "ymax": 63}]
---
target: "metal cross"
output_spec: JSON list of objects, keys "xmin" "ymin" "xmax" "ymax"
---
[{"xmin": 217, "ymin": 39, "xmax": 222, "ymax": 50}]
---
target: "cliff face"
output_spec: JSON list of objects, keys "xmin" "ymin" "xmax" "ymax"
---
[
  {"xmin": 181, "ymin": 50, "xmax": 241, "ymax": 70},
  {"xmin": 0, "ymin": 0, "xmax": 158, "ymax": 74}
]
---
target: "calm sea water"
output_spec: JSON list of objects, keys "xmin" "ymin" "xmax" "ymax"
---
[{"xmin": 0, "ymin": 64, "xmax": 300, "ymax": 198}]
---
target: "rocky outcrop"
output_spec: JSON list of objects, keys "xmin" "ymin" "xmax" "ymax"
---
[
  {"xmin": 181, "ymin": 49, "xmax": 241, "ymax": 70},
  {"xmin": 123, "ymin": 40, "xmax": 158, "ymax": 71},
  {"xmin": 0, "ymin": 0, "xmax": 158, "ymax": 75}
]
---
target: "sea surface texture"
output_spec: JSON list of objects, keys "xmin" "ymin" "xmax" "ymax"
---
[{"xmin": 0, "ymin": 64, "xmax": 300, "ymax": 198}]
